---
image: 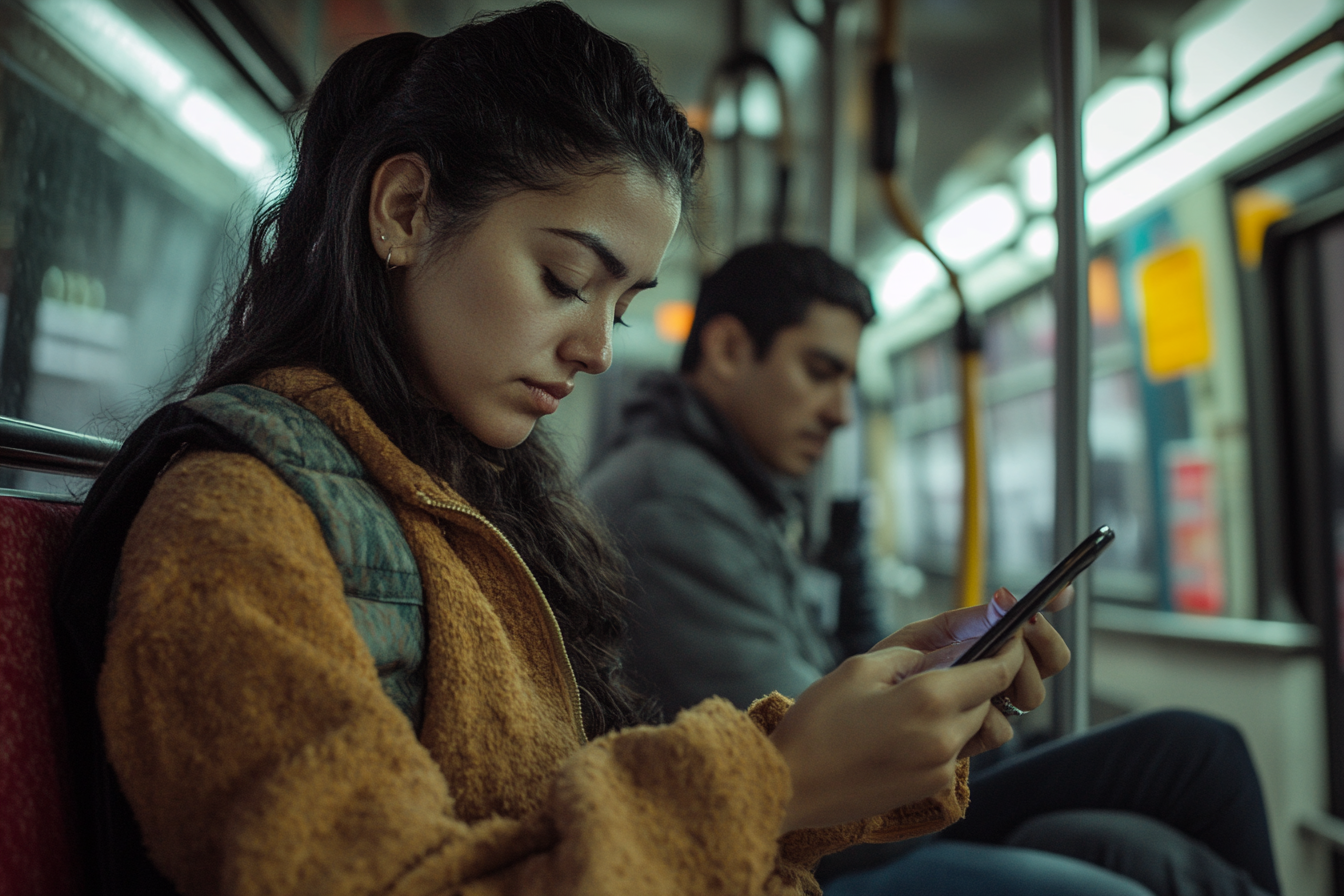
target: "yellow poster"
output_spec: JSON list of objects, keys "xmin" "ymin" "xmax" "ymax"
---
[{"xmin": 1139, "ymin": 242, "xmax": 1213, "ymax": 381}]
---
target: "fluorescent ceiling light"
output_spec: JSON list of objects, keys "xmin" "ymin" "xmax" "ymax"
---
[
  {"xmin": 879, "ymin": 242, "xmax": 946, "ymax": 315},
  {"xmin": 177, "ymin": 90, "xmax": 269, "ymax": 173},
  {"xmin": 33, "ymin": 0, "xmax": 187, "ymax": 105},
  {"xmin": 1020, "ymin": 217, "xmax": 1058, "ymax": 262},
  {"xmin": 767, "ymin": 17, "xmax": 818, "ymax": 92},
  {"xmin": 739, "ymin": 74, "xmax": 781, "ymax": 138},
  {"xmin": 1084, "ymin": 77, "xmax": 1168, "ymax": 177},
  {"xmin": 710, "ymin": 92, "xmax": 737, "ymax": 139},
  {"xmin": 961, "ymin": 252, "xmax": 1037, "ymax": 308},
  {"xmin": 30, "ymin": 0, "xmax": 276, "ymax": 185},
  {"xmin": 1089, "ymin": 44, "xmax": 1344, "ymax": 231},
  {"xmin": 1011, "ymin": 136, "xmax": 1056, "ymax": 214},
  {"xmin": 1173, "ymin": 0, "xmax": 1340, "ymax": 120},
  {"xmin": 930, "ymin": 185, "xmax": 1024, "ymax": 267}
]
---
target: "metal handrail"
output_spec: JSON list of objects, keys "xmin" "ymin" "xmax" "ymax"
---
[{"xmin": 0, "ymin": 416, "xmax": 120, "ymax": 478}]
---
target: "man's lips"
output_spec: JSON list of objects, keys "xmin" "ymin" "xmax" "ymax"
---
[{"xmin": 798, "ymin": 431, "xmax": 831, "ymax": 454}]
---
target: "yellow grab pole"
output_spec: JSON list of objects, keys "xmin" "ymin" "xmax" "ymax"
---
[
  {"xmin": 956, "ymin": 337, "xmax": 986, "ymax": 608},
  {"xmin": 874, "ymin": 0, "xmax": 986, "ymax": 608}
]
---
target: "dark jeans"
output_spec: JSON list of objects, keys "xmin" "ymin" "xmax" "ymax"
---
[{"xmin": 823, "ymin": 710, "xmax": 1280, "ymax": 896}]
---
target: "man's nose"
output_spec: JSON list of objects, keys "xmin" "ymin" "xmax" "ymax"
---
[{"xmin": 821, "ymin": 383, "xmax": 853, "ymax": 429}]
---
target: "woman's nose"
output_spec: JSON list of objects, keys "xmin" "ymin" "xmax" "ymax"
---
[{"xmin": 558, "ymin": 305, "xmax": 613, "ymax": 374}]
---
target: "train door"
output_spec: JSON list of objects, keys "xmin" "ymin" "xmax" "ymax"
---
[{"xmin": 1252, "ymin": 130, "xmax": 1344, "ymax": 888}]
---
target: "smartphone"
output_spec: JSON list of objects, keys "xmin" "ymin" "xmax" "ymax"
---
[{"xmin": 949, "ymin": 525, "xmax": 1116, "ymax": 667}]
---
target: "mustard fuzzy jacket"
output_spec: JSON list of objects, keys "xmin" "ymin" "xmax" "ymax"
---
[{"xmin": 99, "ymin": 368, "xmax": 968, "ymax": 896}]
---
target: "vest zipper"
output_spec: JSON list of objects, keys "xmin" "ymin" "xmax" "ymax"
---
[{"xmin": 415, "ymin": 491, "xmax": 587, "ymax": 745}]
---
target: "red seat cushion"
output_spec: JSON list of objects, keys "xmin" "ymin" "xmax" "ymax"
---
[{"xmin": 0, "ymin": 496, "xmax": 82, "ymax": 896}]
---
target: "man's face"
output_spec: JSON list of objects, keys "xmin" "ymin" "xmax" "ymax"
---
[{"xmin": 721, "ymin": 302, "xmax": 863, "ymax": 477}]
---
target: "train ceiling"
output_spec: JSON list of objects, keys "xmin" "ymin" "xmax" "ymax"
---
[{"xmin": 233, "ymin": 0, "xmax": 1205, "ymax": 222}]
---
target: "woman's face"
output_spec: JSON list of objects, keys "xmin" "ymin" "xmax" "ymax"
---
[{"xmin": 397, "ymin": 171, "xmax": 679, "ymax": 449}]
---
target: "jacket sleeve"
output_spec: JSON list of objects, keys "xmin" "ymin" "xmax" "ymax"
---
[
  {"xmin": 747, "ymin": 692, "xmax": 971, "ymax": 875},
  {"xmin": 612, "ymin": 491, "xmax": 832, "ymax": 712},
  {"xmin": 100, "ymin": 452, "xmax": 799, "ymax": 896}
]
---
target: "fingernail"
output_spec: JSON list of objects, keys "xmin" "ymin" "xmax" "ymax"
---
[{"xmin": 1030, "ymin": 613, "xmax": 1039, "ymax": 624}]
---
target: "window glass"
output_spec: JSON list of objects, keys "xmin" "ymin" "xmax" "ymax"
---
[
  {"xmin": 890, "ymin": 332, "xmax": 956, "ymax": 409},
  {"xmin": 881, "ymin": 277, "xmax": 1159, "ymax": 604},
  {"xmin": 1090, "ymin": 369, "xmax": 1157, "ymax": 597},
  {"xmin": 982, "ymin": 287, "xmax": 1053, "ymax": 377},
  {"xmin": 985, "ymin": 387, "xmax": 1055, "ymax": 578},
  {"xmin": 888, "ymin": 423, "xmax": 962, "ymax": 574},
  {"xmin": 0, "ymin": 73, "xmax": 232, "ymax": 495}
]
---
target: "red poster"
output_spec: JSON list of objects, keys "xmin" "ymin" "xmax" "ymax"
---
[{"xmin": 1166, "ymin": 444, "xmax": 1225, "ymax": 615}]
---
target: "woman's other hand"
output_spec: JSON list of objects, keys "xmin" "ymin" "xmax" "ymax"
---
[
  {"xmin": 874, "ymin": 587, "xmax": 1071, "ymax": 713},
  {"xmin": 866, "ymin": 587, "xmax": 1071, "ymax": 758},
  {"xmin": 768, "ymin": 634, "xmax": 1025, "ymax": 833}
]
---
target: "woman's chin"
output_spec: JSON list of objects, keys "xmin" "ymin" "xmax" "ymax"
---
[{"xmin": 471, "ymin": 417, "xmax": 538, "ymax": 450}]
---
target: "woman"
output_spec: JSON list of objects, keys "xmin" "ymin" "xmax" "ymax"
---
[{"xmin": 55, "ymin": 5, "xmax": 1061, "ymax": 894}]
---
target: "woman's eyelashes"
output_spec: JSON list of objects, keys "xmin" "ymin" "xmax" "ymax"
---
[
  {"xmin": 542, "ymin": 268, "xmax": 587, "ymax": 303},
  {"xmin": 544, "ymin": 268, "xmax": 631, "ymax": 328}
]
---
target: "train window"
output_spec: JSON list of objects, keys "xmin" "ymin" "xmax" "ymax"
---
[
  {"xmin": 0, "ymin": 3, "xmax": 287, "ymax": 497},
  {"xmin": 886, "ymin": 332, "xmax": 960, "ymax": 579},
  {"xmin": 0, "ymin": 74, "xmax": 231, "ymax": 496},
  {"xmin": 881, "ymin": 267, "xmax": 1159, "ymax": 607}
]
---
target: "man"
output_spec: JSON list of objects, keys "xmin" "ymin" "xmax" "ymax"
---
[
  {"xmin": 585, "ymin": 242, "xmax": 873, "ymax": 712},
  {"xmin": 584, "ymin": 242, "xmax": 1280, "ymax": 896}
]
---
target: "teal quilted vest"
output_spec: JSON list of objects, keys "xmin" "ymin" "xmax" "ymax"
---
[{"xmin": 184, "ymin": 385, "xmax": 428, "ymax": 731}]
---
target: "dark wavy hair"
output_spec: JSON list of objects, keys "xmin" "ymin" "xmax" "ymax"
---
[{"xmin": 193, "ymin": 3, "xmax": 704, "ymax": 737}]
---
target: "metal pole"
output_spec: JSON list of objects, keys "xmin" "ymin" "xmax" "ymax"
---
[
  {"xmin": 1045, "ymin": 0, "xmax": 1094, "ymax": 739},
  {"xmin": 816, "ymin": 0, "xmax": 838, "ymax": 252}
]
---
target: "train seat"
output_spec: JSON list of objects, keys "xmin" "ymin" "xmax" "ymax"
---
[{"xmin": 0, "ymin": 495, "xmax": 84, "ymax": 896}]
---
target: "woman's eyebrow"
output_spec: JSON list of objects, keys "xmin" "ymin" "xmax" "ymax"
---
[{"xmin": 544, "ymin": 228, "xmax": 658, "ymax": 290}]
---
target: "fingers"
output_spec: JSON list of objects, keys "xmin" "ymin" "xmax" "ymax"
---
[
  {"xmin": 857, "ymin": 645, "xmax": 936, "ymax": 685},
  {"xmin": 916, "ymin": 641, "xmax": 1022, "ymax": 758},
  {"xmin": 959, "ymin": 702, "xmax": 1015, "ymax": 758},
  {"xmin": 1005, "ymin": 635, "xmax": 1046, "ymax": 710},
  {"xmin": 871, "ymin": 588, "xmax": 1018, "ymax": 653},
  {"xmin": 938, "ymin": 590, "xmax": 1013, "ymax": 643},
  {"xmin": 926, "ymin": 635, "xmax": 1024, "ymax": 711},
  {"xmin": 1047, "ymin": 584, "xmax": 1075, "ymax": 612},
  {"xmin": 773, "ymin": 640, "xmax": 1022, "ymax": 832},
  {"xmin": 1022, "ymin": 611, "xmax": 1071, "ymax": 680}
]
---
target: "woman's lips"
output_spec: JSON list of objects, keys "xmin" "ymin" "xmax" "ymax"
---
[{"xmin": 523, "ymin": 379, "xmax": 573, "ymax": 415}]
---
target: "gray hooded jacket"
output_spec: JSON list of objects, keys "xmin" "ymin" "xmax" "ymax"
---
[{"xmin": 583, "ymin": 372, "xmax": 840, "ymax": 713}]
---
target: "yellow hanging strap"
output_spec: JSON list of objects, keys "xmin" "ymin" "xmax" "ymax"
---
[
  {"xmin": 954, "ymin": 320, "xmax": 986, "ymax": 608},
  {"xmin": 873, "ymin": 0, "xmax": 985, "ymax": 608}
]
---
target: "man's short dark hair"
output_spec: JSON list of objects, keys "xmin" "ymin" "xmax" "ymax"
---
[{"xmin": 679, "ymin": 242, "xmax": 875, "ymax": 373}]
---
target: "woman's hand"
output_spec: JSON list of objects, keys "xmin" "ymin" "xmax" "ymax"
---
[
  {"xmin": 768, "ymin": 634, "xmax": 1025, "ymax": 833},
  {"xmin": 870, "ymin": 587, "xmax": 1072, "ymax": 757}
]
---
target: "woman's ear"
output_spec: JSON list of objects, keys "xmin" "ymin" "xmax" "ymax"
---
[{"xmin": 368, "ymin": 153, "xmax": 432, "ymax": 268}]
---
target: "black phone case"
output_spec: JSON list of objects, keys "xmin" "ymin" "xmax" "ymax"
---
[{"xmin": 951, "ymin": 525, "xmax": 1116, "ymax": 666}]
